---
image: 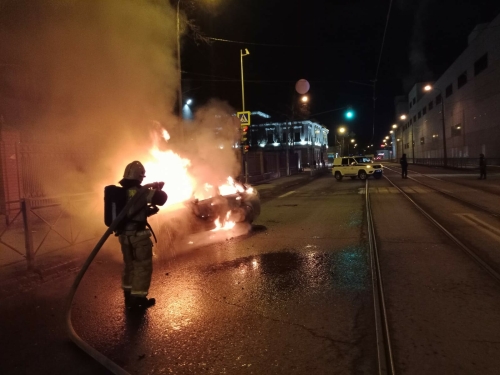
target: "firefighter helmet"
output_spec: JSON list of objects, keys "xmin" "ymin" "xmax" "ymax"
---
[{"xmin": 123, "ymin": 161, "xmax": 146, "ymax": 182}]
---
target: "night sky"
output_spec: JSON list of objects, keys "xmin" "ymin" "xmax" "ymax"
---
[{"xmin": 181, "ymin": 0, "xmax": 500, "ymax": 148}]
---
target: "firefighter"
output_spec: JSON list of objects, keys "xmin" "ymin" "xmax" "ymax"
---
[{"xmin": 118, "ymin": 161, "xmax": 167, "ymax": 309}]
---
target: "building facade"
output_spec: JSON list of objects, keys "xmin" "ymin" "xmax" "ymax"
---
[
  {"xmin": 248, "ymin": 111, "xmax": 329, "ymax": 169},
  {"xmin": 396, "ymin": 13, "xmax": 500, "ymax": 164}
]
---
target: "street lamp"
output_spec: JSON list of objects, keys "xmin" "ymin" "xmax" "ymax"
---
[
  {"xmin": 348, "ymin": 138, "xmax": 355, "ymax": 155},
  {"xmin": 240, "ymin": 48, "xmax": 250, "ymax": 111},
  {"xmin": 177, "ymin": 0, "xmax": 183, "ymax": 138},
  {"xmin": 301, "ymin": 95, "xmax": 308, "ymax": 103},
  {"xmin": 399, "ymin": 112, "xmax": 414, "ymax": 163},
  {"xmin": 338, "ymin": 126, "xmax": 346, "ymax": 156},
  {"xmin": 424, "ymin": 84, "xmax": 447, "ymax": 167}
]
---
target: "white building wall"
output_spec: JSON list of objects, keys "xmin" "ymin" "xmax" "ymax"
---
[{"xmin": 402, "ymin": 12, "xmax": 500, "ymax": 160}]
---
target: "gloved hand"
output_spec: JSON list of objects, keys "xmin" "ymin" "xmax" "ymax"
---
[
  {"xmin": 146, "ymin": 181, "xmax": 165, "ymax": 190},
  {"xmin": 147, "ymin": 205, "xmax": 159, "ymax": 217}
]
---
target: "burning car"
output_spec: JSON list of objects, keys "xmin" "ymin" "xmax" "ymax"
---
[
  {"xmin": 122, "ymin": 126, "xmax": 260, "ymax": 250},
  {"xmin": 154, "ymin": 178, "xmax": 260, "ymax": 246}
]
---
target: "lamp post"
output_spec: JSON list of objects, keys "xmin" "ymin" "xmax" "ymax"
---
[
  {"xmin": 338, "ymin": 127, "xmax": 346, "ymax": 156},
  {"xmin": 424, "ymin": 85, "xmax": 447, "ymax": 167},
  {"xmin": 176, "ymin": 0, "xmax": 183, "ymax": 139},
  {"xmin": 348, "ymin": 138, "xmax": 355, "ymax": 155},
  {"xmin": 239, "ymin": 49, "xmax": 250, "ymax": 182},
  {"xmin": 391, "ymin": 124, "xmax": 398, "ymax": 159},
  {"xmin": 401, "ymin": 111, "xmax": 415, "ymax": 163},
  {"xmin": 240, "ymin": 49, "xmax": 250, "ymax": 111}
]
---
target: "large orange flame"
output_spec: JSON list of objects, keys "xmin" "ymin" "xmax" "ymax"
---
[{"xmin": 138, "ymin": 129, "xmax": 247, "ymax": 232}]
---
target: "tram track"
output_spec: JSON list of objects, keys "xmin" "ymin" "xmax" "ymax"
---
[
  {"xmin": 384, "ymin": 165, "xmax": 500, "ymax": 217},
  {"xmin": 365, "ymin": 179, "xmax": 396, "ymax": 375},
  {"xmin": 365, "ymin": 169, "xmax": 500, "ymax": 374},
  {"xmin": 381, "ymin": 171, "xmax": 500, "ymax": 284}
]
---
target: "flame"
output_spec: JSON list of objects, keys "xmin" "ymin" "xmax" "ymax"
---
[
  {"xmin": 212, "ymin": 211, "xmax": 236, "ymax": 231},
  {"xmin": 137, "ymin": 127, "xmax": 250, "ymax": 207},
  {"xmin": 162, "ymin": 129, "xmax": 171, "ymax": 141}
]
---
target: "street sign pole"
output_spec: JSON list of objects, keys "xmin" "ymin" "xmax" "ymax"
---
[{"xmin": 237, "ymin": 111, "xmax": 251, "ymax": 184}]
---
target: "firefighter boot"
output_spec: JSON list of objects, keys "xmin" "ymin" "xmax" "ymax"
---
[
  {"xmin": 124, "ymin": 290, "xmax": 131, "ymax": 307},
  {"xmin": 129, "ymin": 295, "xmax": 156, "ymax": 309}
]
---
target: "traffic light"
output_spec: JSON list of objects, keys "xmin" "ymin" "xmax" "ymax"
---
[
  {"xmin": 241, "ymin": 125, "xmax": 250, "ymax": 153},
  {"xmin": 345, "ymin": 109, "xmax": 355, "ymax": 120},
  {"xmin": 241, "ymin": 125, "xmax": 249, "ymax": 143}
]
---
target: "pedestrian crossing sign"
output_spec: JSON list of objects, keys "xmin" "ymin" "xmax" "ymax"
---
[{"xmin": 237, "ymin": 111, "xmax": 251, "ymax": 126}]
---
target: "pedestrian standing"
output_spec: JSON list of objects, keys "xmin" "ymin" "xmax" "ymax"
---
[
  {"xmin": 116, "ymin": 161, "xmax": 168, "ymax": 309},
  {"xmin": 479, "ymin": 153, "xmax": 487, "ymax": 179},
  {"xmin": 400, "ymin": 153, "xmax": 408, "ymax": 179}
]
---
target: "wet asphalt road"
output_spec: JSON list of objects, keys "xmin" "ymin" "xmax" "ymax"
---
[
  {"xmin": 3, "ymin": 167, "xmax": 500, "ymax": 374},
  {"xmin": 70, "ymin": 176, "xmax": 376, "ymax": 374}
]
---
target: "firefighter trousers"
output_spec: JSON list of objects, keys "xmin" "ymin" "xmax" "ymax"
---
[{"xmin": 119, "ymin": 231, "xmax": 153, "ymax": 297}]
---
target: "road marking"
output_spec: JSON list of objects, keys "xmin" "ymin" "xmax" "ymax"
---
[
  {"xmin": 278, "ymin": 191, "xmax": 296, "ymax": 198},
  {"xmin": 455, "ymin": 213, "xmax": 500, "ymax": 242}
]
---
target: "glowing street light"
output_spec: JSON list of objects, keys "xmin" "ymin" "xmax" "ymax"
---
[
  {"xmin": 400, "ymin": 114, "xmax": 407, "ymax": 120},
  {"xmin": 424, "ymin": 84, "xmax": 447, "ymax": 167},
  {"xmin": 240, "ymin": 48, "xmax": 250, "ymax": 111},
  {"xmin": 301, "ymin": 95, "xmax": 308, "ymax": 103},
  {"xmin": 337, "ymin": 127, "xmax": 346, "ymax": 156},
  {"xmin": 392, "ymin": 124, "xmax": 397, "ymax": 129}
]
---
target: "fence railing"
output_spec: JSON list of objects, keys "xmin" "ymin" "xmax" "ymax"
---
[{"xmin": 0, "ymin": 193, "xmax": 99, "ymax": 270}]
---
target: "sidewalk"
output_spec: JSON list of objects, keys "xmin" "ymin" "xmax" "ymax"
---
[{"xmin": 0, "ymin": 170, "xmax": 326, "ymax": 298}]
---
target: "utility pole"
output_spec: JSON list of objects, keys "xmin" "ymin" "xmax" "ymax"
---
[
  {"xmin": 176, "ymin": 0, "xmax": 183, "ymax": 141},
  {"xmin": 240, "ymin": 49, "xmax": 250, "ymax": 183}
]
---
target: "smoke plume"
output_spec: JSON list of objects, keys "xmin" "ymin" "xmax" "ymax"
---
[{"xmin": 0, "ymin": 0, "xmax": 241, "ymax": 196}]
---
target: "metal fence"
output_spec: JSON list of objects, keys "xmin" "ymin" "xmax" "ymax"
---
[{"xmin": 0, "ymin": 193, "xmax": 100, "ymax": 270}]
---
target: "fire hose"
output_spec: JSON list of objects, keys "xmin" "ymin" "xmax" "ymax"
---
[{"xmin": 64, "ymin": 186, "xmax": 151, "ymax": 375}]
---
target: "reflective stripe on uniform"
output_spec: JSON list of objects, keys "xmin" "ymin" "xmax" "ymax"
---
[{"xmin": 131, "ymin": 291, "xmax": 148, "ymax": 297}]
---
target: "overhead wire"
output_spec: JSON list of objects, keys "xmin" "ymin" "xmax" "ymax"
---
[{"xmin": 371, "ymin": 0, "xmax": 394, "ymax": 142}]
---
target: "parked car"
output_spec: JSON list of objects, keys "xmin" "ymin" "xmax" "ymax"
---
[
  {"xmin": 331, "ymin": 156, "xmax": 383, "ymax": 181},
  {"xmin": 352, "ymin": 156, "xmax": 384, "ymax": 179}
]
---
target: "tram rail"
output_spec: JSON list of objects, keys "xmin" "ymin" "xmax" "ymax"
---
[
  {"xmin": 365, "ymin": 179, "xmax": 396, "ymax": 375},
  {"xmin": 384, "ymin": 165, "xmax": 500, "ymax": 217},
  {"xmin": 381, "ymin": 170, "xmax": 500, "ymax": 284}
]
